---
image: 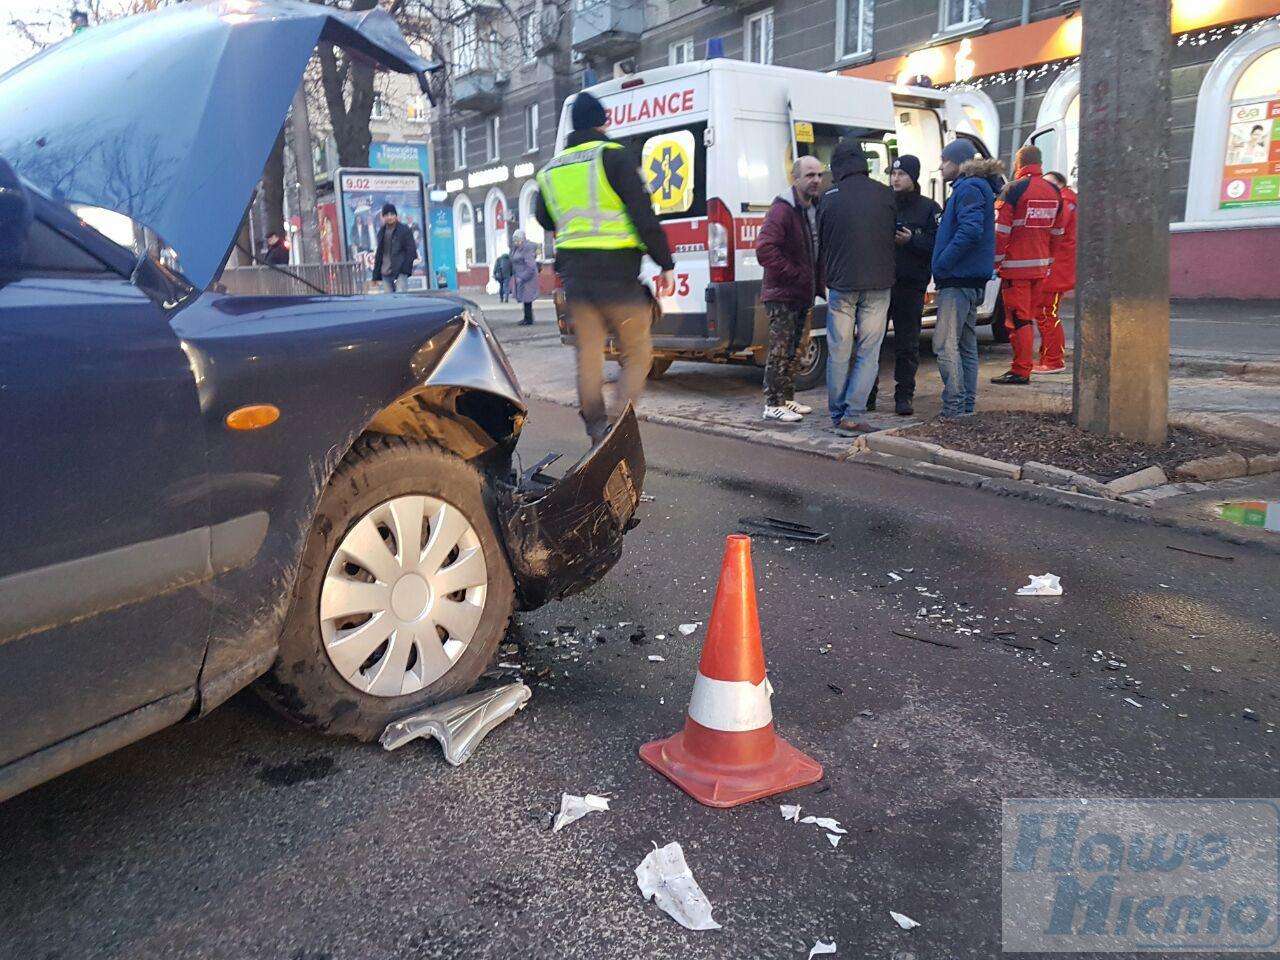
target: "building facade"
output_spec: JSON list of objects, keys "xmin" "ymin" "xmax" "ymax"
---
[{"xmin": 435, "ymin": 0, "xmax": 1280, "ymax": 297}]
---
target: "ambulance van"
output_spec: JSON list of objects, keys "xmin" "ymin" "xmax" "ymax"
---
[{"xmin": 552, "ymin": 58, "xmax": 1004, "ymax": 387}]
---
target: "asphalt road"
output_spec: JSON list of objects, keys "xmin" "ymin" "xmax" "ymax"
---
[{"xmin": 2, "ymin": 401, "xmax": 1278, "ymax": 959}]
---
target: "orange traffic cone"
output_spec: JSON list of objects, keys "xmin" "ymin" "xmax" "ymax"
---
[{"xmin": 639, "ymin": 534, "xmax": 823, "ymax": 808}]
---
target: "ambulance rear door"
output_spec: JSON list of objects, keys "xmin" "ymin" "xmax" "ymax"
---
[{"xmin": 597, "ymin": 71, "xmax": 712, "ymax": 332}]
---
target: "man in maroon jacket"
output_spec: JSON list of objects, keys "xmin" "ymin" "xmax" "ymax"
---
[{"xmin": 757, "ymin": 155, "xmax": 826, "ymax": 422}]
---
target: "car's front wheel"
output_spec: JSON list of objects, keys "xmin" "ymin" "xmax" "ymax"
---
[{"xmin": 260, "ymin": 435, "xmax": 515, "ymax": 740}]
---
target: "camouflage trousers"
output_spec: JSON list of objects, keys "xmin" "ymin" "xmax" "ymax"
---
[{"xmin": 762, "ymin": 302, "xmax": 810, "ymax": 406}]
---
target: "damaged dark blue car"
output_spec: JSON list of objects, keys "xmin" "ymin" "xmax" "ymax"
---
[{"xmin": 0, "ymin": 0, "xmax": 644, "ymax": 801}]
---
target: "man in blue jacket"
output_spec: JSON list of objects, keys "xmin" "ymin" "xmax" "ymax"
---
[{"xmin": 931, "ymin": 140, "xmax": 1002, "ymax": 418}]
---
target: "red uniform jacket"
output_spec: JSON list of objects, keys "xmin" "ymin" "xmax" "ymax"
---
[
  {"xmin": 994, "ymin": 164, "xmax": 1061, "ymax": 281},
  {"xmin": 1044, "ymin": 185, "xmax": 1077, "ymax": 294}
]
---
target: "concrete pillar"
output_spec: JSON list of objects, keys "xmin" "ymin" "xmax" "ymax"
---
[{"xmin": 1074, "ymin": 0, "xmax": 1170, "ymax": 444}]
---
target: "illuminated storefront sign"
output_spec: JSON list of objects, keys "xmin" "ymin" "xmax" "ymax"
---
[{"xmin": 467, "ymin": 165, "xmax": 509, "ymax": 189}]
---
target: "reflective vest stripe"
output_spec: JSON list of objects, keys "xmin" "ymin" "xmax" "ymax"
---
[
  {"xmin": 995, "ymin": 223, "xmax": 1013, "ymax": 234},
  {"xmin": 1001, "ymin": 258, "xmax": 1054, "ymax": 268}
]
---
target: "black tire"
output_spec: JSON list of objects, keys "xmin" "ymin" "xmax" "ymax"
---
[
  {"xmin": 648, "ymin": 356, "xmax": 674, "ymax": 380},
  {"xmin": 989, "ymin": 293, "xmax": 1010, "ymax": 343},
  {"xmin": 258, "ymin": 435, "xmax": 516, "ymax": 740},
  {"xmin": 792, "ymin": 334, "xmax": 829, "ymax": 392}
]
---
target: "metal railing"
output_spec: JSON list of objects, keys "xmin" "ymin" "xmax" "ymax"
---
[{"xmin": 217, "ymin": 261, "xmax": 371, "ymax": 297}]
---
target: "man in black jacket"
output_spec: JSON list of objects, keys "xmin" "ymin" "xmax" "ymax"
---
[
  {"xmin": 371, "ymin": 203, "xmax": 417, "ymax": 293},
  {"xmin": 868, "ymin": 155, "xmax": 941, "ymax": 416},
  {"xmin": 536, "ymin": 91, "xmax": 675, "ymax": 443},
  {"xmin": 819, "ymin": 139, "xmax": 896, "ymax": 435}
]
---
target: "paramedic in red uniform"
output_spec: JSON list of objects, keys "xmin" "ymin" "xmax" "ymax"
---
[
  {"xmin": 990, "ymin": 145, "xmax": 1062, "ymax": 385},
  {"xmin": 1034, "ymin": 170, "xmax": 1077, "ymax": 375}
]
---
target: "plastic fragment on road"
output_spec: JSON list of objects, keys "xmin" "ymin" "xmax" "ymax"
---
[
  {"xmin": 380, "ymin": 682, "xmax": 531, "ymax": 765},
  {"xmin": 888, "ymin": 572, "xmax": 902, "ymax": 582},
  {"xmin": 1017, "ymin": 574, "xmax": 1063, "ymax": 596},
  {"xmin": 890, "ymin": 911, "xmax": 920, "ymax": 930},
  {"xmin": 552, "ymin": 793, "xmax": 610, "ymax": 833},
  {"xmin": 648, "ymin": 655, "xmax": 666, "ymax": 662},
  {"xmin": 780, "ymin": 804, "xmax": 802, "ymax": 822},
  {"xmin": 808, "ymin": 940, "xmax": 836, "ymax": 958},
  {"xmin": 679, "ymin": 622, "xmax": 702, "ymax": 636},
  {"xmin": 800, "ymin": 816, "xmax": 847, "ymax": 834},
  {"xmin": 1125, "ymin": 697, "xmax": 1143, "ymax": 708},
  {"xmin": 635, "ymin": 842, "xmax": 722, "ymax": 931},
  {"xmin": 825, "ymin": 833, "xmax": 841, "ymax": 848}
]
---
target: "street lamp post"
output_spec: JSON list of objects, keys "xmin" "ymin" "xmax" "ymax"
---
[{"xmin": 1074, "ymin": 0, "xmax": 1171, "ymax": 444}]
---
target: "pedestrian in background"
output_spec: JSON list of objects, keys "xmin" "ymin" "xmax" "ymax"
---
[
  {"xmin": 493, "ymin": 249, "xmax": 513, "ymax": 303},
  {"xmin": 819, "ymin": 139, "xmax": 896, "ymax": 436},
  {"xmin": 535, "ymin": 91, "xmax": 676, "ymax": 443},
  {"xmin": 867, "ymin": 154, "xmax": 940, "ymax": 417},
  {"xmin": 510, "ymin": 230, "xmax": 540, "ymax": 325},
  {"xmin": 371, "ymin": 202, "xmax": 417, "ymax": 293},
  {"xmin": 1036, "ymin": 170, "xmax": 1077, "ymax": 375},
  {"xmin": 757, "ymin": 155, "xmax": 826, "ymax": 424},
  {"xmin": 261, "ymin": 229, "xmax": 289, "ymax": 265},
  {"xmin": 931, "ymin": 139, "xmax": 1000, "ymax": 418},
  {"xmin": 991, "ymin": 144, "xmax": 1062, "ymax": 385}
]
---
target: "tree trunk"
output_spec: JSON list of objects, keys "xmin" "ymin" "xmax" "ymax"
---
[
  {"xmin": 317, "ymin": 0, "xmax": 379, "ymax": 168},
  {"xmin": 261, "ymin": 126, "xmax": 287, "ymax": 242}
]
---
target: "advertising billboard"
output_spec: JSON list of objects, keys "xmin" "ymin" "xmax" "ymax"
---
[
  {"xmin": 369, "ymin": 141, "xmax": 431, "ymax": 179},
  {"xmin": 334, "ymin": 168, "xmax": 430, "ymax": 283},
  {"xmin": 1220, "ymin": 99, "xmax": 1280, "ymax": 209}
]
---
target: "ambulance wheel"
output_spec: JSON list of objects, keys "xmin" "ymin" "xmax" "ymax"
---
[
  {"xmin": 989, "ymin": 294, "xmax": 1010, "ymax": 343},
  {"xmin": 648, "ymin": 357, "xmax": 673, "ymax": 380},
  {"xmin": 793, "ymin": 335, "xmax": 828, "ymax": 392}
]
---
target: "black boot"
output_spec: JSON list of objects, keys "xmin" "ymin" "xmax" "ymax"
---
[{"xmin": 895, "ymin": 397, "xmax": 914, "ymax": 416}]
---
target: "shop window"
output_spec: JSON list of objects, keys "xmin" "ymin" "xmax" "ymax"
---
[
  {"xmin": 518, "ymin": 179, "xmax": 545, "ymax": 249},
  {"xmin": 837, "ymin": 0, "xmax": 874, "ymax": 62},
  {"xmin": 1220, "ymin": 47, "xmax": 1280, "ymax": 209},
  {"xmin": 745, "ymin": 9, "xmax": 773, "ymax": 65},
  {"xmin": 453, "ymin": 194, "xmax": 475, "ymax": 269},
  {"xmin": 1186, "ymin": 25, "xmax": 1280, "ymax": 223}
]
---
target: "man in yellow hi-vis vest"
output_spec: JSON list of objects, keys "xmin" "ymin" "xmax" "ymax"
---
[{"xmin": 536, "ymin": 91, "xmax": 675, "ymax": 444}]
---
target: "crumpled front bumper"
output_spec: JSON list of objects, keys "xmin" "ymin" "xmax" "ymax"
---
[{"xmin": 497, "ymin": 404, "xmax": 645, "ymax": 610}]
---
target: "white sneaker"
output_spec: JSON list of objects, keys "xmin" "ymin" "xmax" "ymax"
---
[
  {"xmin": 763, "ymin": 405, "xmax": 803, "ymax": 423},
  {"xmin": 784, "ymin": 400, "xmax": 813, "ymax": 415}
]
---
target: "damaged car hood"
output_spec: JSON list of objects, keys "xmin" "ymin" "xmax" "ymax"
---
[{"xmin": 0, "ymin": 0, "xmax": 433, "ymax": 290}]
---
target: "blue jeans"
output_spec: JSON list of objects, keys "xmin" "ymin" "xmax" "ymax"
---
[
  {"xmin": 933, "ymin": 286, "xmax": 981, "ymax": 417},
  {"xmin": 381, "ymin": 275, "xmax": 407, "ymax": 293},
  {"xmin": 826, "ymin": 288, "xmax": 891, "ymax": 424}
]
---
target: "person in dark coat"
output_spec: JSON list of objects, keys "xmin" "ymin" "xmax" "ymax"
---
[
  {"xmin": 371, "ymin": 202, "xmax": 417, "ymax": 293},
  {"xmin": 510, "ymin": 230, "xmax": 539, "ymax": 325},
  {"xmin": 261, "ymin": 229, "xmax": 290, "ymax": 265},
  {"xmin": 493, "ymin": 251, "xmax": 513, "ymax": 302},
  {"xmin": 756, "ymin": 155, "xmax": 826, "ymax": 423},
  {"xmin": 868, "ymin": 155, "xmax": 941, "ymax": 416},
  {"xmin": 818, "ymin": 139, "xmax": 896, "ymax": 436}
]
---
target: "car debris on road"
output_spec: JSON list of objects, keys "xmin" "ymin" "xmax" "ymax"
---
[{"xmin": 380, "ymin": 683, "xmax": 531, "ymax": 765}]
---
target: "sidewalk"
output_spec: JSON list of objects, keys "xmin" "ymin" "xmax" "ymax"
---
[{"xmin": 477, "ymin": 294, "xmax": 1280, "ymax": 452}]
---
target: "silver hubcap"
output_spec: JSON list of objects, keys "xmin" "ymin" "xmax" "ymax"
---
[{"xmin": 320, "ymin": 495, "xmax": 489, "ymax": 698}]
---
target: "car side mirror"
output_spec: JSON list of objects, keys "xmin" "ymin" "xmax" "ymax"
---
[{"xmin": 0, "ymin": 157, "xmax": 34, "ymax": 270}]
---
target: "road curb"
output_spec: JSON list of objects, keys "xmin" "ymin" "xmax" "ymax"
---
[{"xmin": 1171, "ymin": 356, "xmax": 1280, "ymax": 383}]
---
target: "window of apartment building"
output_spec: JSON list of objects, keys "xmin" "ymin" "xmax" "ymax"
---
[
  {"xmin": 669, "ymin": 38, "xmax": 695, "ymax": 66},
  {"xmin": 371, "ymin": 92, "xmax": 387, "ymax": 120},
  {"xmin": 745, "ymin": 9, "xmax": 774, "ymax": 65},
  {"xmin": 520, "ymin": 10, "xmax": 538, "ymax": 60},
  {"xmin": 406, "ymin": 95, "xmax": 428, "ymax": 124},
  {"xmin": 523, "ymin": 102, "xmax": 540, "ymax": 153},
  {"xmin": 452, "ymin": 126, "xmax": 467, "ymax": 169},
  {"xmin": 453, "ymin": 18, "xmax": 477, "ymax": 73},
  {"xmin": 485, "ymin": 115, "xmax": 500, "ymax": 161},
  {"xmin": 940, "ymin": 0, "xmax": 987, "ymax": 33},
  {"xmin": 836, "ymin": 0, "xmax": 873, "ymax": 61}
]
